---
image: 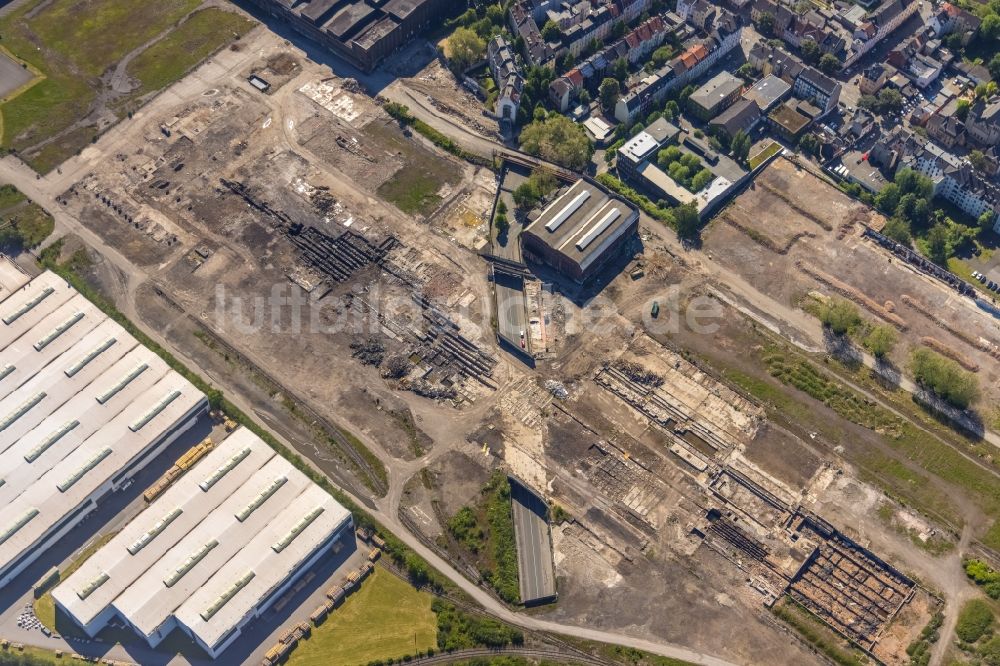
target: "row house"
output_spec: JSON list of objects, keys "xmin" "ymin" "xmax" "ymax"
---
[
  {"xmin": 487, "ymin": 36, "xmax": 525, "ymax": 121},
  {"xmin": 614, "ymin": 13, "xmax": 742, "ymax": 124},
  {"xmin": 843, "ymin": 0, "xmax": 919, "ymax": 67},
  {"xmin": 929, "ymin": 2, "xmax": 982, "ymax": 45},
  {"xmin": 548, "ymin": 14, "xmax": 672, "ymax": 111},
  {"xmin": 510, "ymin": 2, "xmax": 552, "ymax": 65},
  {"xmin": 925, "ymin": 96, "xmax": 1000, "ymax": 149},
  {"xmin": 872, "ymin": 128, "xmax": 1000, "ymax": 229},
  {"xmin": 748, "ymin": 43, "xmax": 840, "ymax": 117}
]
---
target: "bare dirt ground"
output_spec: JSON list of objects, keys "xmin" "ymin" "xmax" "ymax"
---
[
  {"xmin": 704, "ymin": 158, "xmax": 1000, "ymax": 406},
  {"xmin": 28, "ymin": 23, "xmax": 992, "ymax": 666}
]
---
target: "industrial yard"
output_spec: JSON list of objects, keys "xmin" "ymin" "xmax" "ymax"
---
[{"xmin": 3, "ymin": 0, "xmax": 1000, "ymax": 661}]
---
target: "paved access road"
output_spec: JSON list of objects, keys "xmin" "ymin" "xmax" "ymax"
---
[{"xmin": 510, "ymin": 480, "xmax": 557, "ymax": 604}]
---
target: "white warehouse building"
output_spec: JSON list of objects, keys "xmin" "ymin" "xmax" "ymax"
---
[
  {"xmin": 53, "ymin": 428, "xmax": 354, "ymax": 658},
  {"xmin": 0, "ymin": 261, "xmax": 208, "ymax": 588}
]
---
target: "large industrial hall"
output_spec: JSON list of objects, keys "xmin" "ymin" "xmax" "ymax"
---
[
  {"xmin": 52, "ymin": 428, "xmax": 354, "ymax": 658},
  {"xmin": 0, "ymin": 260, "xmax": 208, "ymax": 588}
]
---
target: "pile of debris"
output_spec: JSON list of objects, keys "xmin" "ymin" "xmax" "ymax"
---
[
  {"xmin": 407, "ymin": 380, "xmax": 457, "ymax": 400},
  {"xmin": 380, "ymin": 354, "xmax": 411, "ymax": 379},
  {"xmin": 613, "ymin": 361, "xmax": 664, "ymax": 388},
  {"xmin": 350, "ymin": 337, "xmax": 386, "ymax": 367}
]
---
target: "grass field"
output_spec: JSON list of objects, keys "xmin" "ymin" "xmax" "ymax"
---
[
  {"xmin": 123, "ymin": 8, "xmax": 255, "ymax": 102},
  {"xmin": 748, "ymin": 140, "xmax": 782, "ymax": 170},
  {"xmin": 288, "ymin": 569, "xmax": 437, "ymax": 666},
  {"xmin": 0, "ymin": 0, "xmax": 251, "ymax": 173},
  {"xmin": 718, "ymin": 334, "xmax": 1000, "ymax": 550},
  {"xmin": 0, "ymin": 184, "xmax": 54, "ymax": 250}
]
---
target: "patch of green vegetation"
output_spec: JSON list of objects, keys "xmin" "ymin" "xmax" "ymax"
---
[
  {"xmin": 0, "ymin": 185, "xmax": 54, "ymax": 251},
  {"xmin": 0, "ymin": 0, "xmax": 201, "ymax": 169},
  {"xmin": 748, "ymin": 140, "xmax": 781, "ymax": 170},
  {"xmin": 288, "ymin": 569, "xmax": 437, "ymax": 666},
  {"xmin": 36, "ymin": 238, "xmax": 452, "ymax": 599},
  {"xmin": 771, "ymin": 596, "xmax": 869, "ymax": 666},
  {"xmin": 604, "ymin": 646, "xmax": 700, "ymax": 666},
  {"xmin": 33, "ymin": 530, "xmax": 119, "ymax": 635},
  {"xmin": 595, "ymin": 173, "xmax": 675, "ymax": 225},
  {"xmin": 432, "ymin": 599, "xmax": 523, "ymax": 651},
  {"xmin": 956, "ymin": 598, "xmax": 994, "ymax": 644},
  {"xmin": 762, "ymin": 347, "xmax": 1000, "ymax": 544},
  {"xmin": 448, "ymin": 506, "xmax": 485, "ymax": 553},
  {"xmin": 384, "ymin": 102, "xmax": 491, "ymax": 167},
  {"xmin": 0, "ymin": 185, "xmax": 26, "ymax": 210},
  {"xmin": 905, "ymin": 610, "xmax": 943, "ymax": 666},
  {"xmin": 964, "ymin": 559, "xmax": 1000, "ymax": 600},
  {"xmin": 377, "ymin": 170, "xmax": 444, "ymax": 215},
  {"xmin": 124, "ymin": 9, "xmax": 254, "ymax": 102},
  {"xmin": 0, "ymin": 645, "xmax": 68, "ymax": 665},
  {"xmin": 909, "ymin": 347, "xmax": 980, "ymax": 410},
  {"xmin": 446, "ymin": 471, "xmax": 520, "ymax": 603}
]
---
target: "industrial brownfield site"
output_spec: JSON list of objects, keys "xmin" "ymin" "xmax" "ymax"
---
[{"xmin": 2, "ymin": 0, "xmax": 1000, "ymax": 665}]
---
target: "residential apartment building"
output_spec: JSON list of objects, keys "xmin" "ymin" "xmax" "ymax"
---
[
  {"xmin": 614, "ymin": 11, "xmax": 742, "ymax": 124},
  {"xmin": 487, "ymin": 36, "xmax": 525, "ymax": 121},
  {"xmin": 871, "ymin": 128, "xmax": 1000, "ymax": 229}
]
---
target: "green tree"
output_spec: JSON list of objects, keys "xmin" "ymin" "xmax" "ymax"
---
[
  {"xmin": 976, "ymin": 81, "xmax": 999, "ymax": 100},
  {"xmin": 875, "ymin": 183, "xmax": 902, "ymax": 214},
  {"xmin": 982, "ymin": 13, "xmax": 1000, "ymax": 40},
  {"xmin": 989, "ymin": 53, "xmax": 1000, "ymax": 81},
  {"xmin": 798, "ymin": 132, "xmax": 820, "ymax": 156},
  {"xmin": 651, "ymin": 45, "xmax": 674, "ymax": 68},
  {"xmin": 447, "ymin": 27, "xmax": 486, "ymax": 73},
  {"xmin": 926, "ymin": 223, "xmax": 950, "ymax": 264},
  {"xmin": 611, "ymin": 57, "xmax": 629, "ymax": 84},
  {"xmin": 864, "ymin": 325, "xmax": 897, "ymax": 359},
  {"xmin": 800, "ymin": 38, "xmax": 820, "ymax": 63},
  {"xmin": 541, "ymin": 19, "xmax": 560, "ymax": 41},
  {"xmin": 877, "ymin": 88, "xmax": 904, "ymax": 114},
  {"xmin": 611, "ymin": 20, "xmax": 627, "ymax": 38},
  {"xmin": 882, "ymin": 216, "xmax": 912, "ymax": 244},
  {"xmin": 674, "ymin": 202, "xmax": 700, "ymax": 240},
  {"xmin": 598, "ymin": 77, "xmax": 620, "ymax": 110},
  {"xmin": 957, "ymin": 98, "xmax": 972, "ymax": 121},
  {"xmin": 956, "ymin": 598, "xmax": 994, "ymax": 643},
  {"xmin": 818, "ymin": 298, "xmax": 861, "ymax": 335},
  {"xmin": 736, "ymin": 62, "xmax": 757, "ymax": 81},
  {"xmin": 730, "ymin": 129, "xmax": 751, "ymax": 163},
  {"xmin": 819, "ymin": 52, "xmax": 841, "ymax": 74},
  {"xmin": 756, "ymin": 11, "xmax": 776, "ymax": 35},
  {"xmin": 910, "ymin": 347, "xmax": 980, "ymax": 409},
  {"xmin": 969, "ymin": 149, "xmax": 989, "ymax": 172},
  {"xmin": 690, "ymin": 168, "xmax": 713, "ymax": 191},
  {"xmin": 979, "ymin": 210, "xmax": 997, "ymax": 231}
]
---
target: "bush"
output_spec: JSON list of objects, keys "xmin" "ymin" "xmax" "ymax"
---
[
  {"xmin": 818, "ymin": 299, "xmax": 861, "ymax": 336},
  {"xmin": 864, "ymin": 325, "xmax": 897, "ymax": 359},
  {"xmin": 511, "ymin": 169, "xmax": 557, "ymax": 209},
  {"xmin": 433, "ymin": 599, "xmax": 523, "ymax": 651},
  {"xmin": 909, "ymin": 347, "xmax": 980, "ymax": 409},
  {"xmin": 595, "ymin": 173, "xmax": 675, "ymax": 226},
  {"xmin": 965, "ymin": 560, "xmax": 1000, "ymax": 599},
  {"xmin": 956, "ymin": 598, "xmax": 994, "ymax": 643},
  {"xmin": 519, "ymin": 115, "xmax": 593, "ymax": 170}
]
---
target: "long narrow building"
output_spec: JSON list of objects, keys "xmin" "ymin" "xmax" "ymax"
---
[
  {"xmin": 0, "ymin": 264, "xmax": 208, "ymax": 587},
  {"xmin": 53, "ymin": 429, "xmax": 353, "ymax": 658}
]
